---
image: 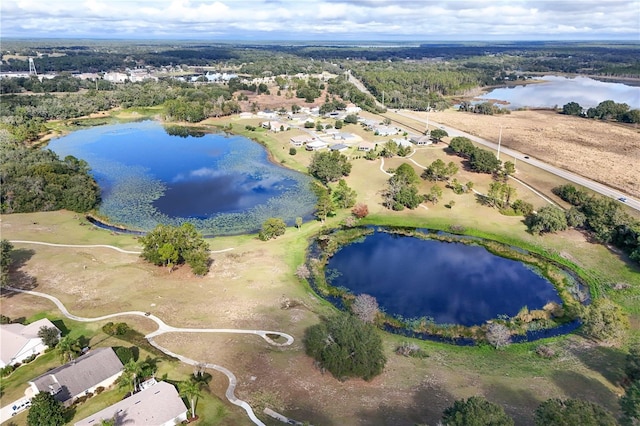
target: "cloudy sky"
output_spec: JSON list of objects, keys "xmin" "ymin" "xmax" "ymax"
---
[{"xmin": 2, "ymin": 0, "xmax": 639, "ymax": 40}]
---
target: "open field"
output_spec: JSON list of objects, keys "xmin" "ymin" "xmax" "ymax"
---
[{"xmin": 404, "ymin": 109, "xmax": 640, "ymax": 199}]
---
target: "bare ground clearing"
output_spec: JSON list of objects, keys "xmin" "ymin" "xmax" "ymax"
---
[{"xmin": 410, "ymin": 109, "xmax": 640, "ymax": 199}]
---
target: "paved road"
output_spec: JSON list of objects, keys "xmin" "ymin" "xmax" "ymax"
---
[
  {"xmin": 395, "ymin": 110, "xmax": 640, "ymax": 212},
  {"xmin": 1, "ymin": 284, "xmax": 292, "ymax": 426}
]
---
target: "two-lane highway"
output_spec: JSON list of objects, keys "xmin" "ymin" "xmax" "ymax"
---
[{"xmin": 394, "ymin": 110, "xmax": 640, "ymax": 212}]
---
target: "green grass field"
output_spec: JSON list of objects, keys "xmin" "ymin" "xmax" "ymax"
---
[{"xmin": 2, "ymin": 113, "xmax": 639, "ymax": 425}]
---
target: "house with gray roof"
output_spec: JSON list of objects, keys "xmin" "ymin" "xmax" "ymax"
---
[
  {"xmin": 0, "ymin": 318, "xmax": 60, "ymax": 368},
  {"xmin": 74, "ymin": 381, "xmax": 188, "ymax": 426},
  {"xmin": 28, "ymin": 347, "xmax": 123, "ymax": 406}
]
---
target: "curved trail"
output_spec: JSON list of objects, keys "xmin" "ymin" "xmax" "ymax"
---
[
  {"xmin": 3, "ymin": 285, "xmax": 293, "ymax": 426},
  {"xmin": 9, "ymin": 240, "xmax": 235, "ymax": 254}
]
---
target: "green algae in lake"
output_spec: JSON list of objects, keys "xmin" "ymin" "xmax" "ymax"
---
[{"xmin": 47, "ymin": 121, "xmax": 316, "ymax": 235}]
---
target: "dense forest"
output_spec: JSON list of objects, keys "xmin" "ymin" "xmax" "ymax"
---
[{"xmin": 0, "ymin": 138, "xmax": 100, "ymax": 213}]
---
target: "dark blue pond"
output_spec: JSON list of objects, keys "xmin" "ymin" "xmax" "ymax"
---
[
  {"xmin": 47, "ymin": 121, "xmax": 316, "ymax": 235},
  {"xmin": 326, "ymin": 232, "xmax": 562, "ymax": 327}
]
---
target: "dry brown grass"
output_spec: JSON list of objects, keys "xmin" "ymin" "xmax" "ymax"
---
[{"xmin": 409, "ymin": 109, "xmax": 640, "ymax": 198}]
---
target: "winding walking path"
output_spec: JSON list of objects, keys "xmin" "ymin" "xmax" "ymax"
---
[
  {"xmin": 3, "ymin": 240, "xmax": 292, "ymax": 426},
  {"xmin": 9, "ymin": 240, "xmax": 235, "ymax": 255}
]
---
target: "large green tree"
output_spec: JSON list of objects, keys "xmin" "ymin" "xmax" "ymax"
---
[
  {"xmin": 621, "ymin": 381, "xmax": 640, "ymax": 425},
  {"xmin": 27, "ymin": 391, "xmax": 65, "ymax": 426},
  {"xmin": 534, "ymin": 398, "xmax": 617, "ymax": 426},
  {"xmin": 304, "ymin": 313, "xmax": 386, "ymax": 381},
  {"xmin": 385, "ymin": 163, "xmax": 424, "ymax": 210},
  {"xmin": 258, "ymin": 218, "xmax": 287, "ymax": 241},
  {"xmin": 526, "ymin": 206, "xmax": 568, "ymax": 235},
  {"xmin": 332, "ymin": 179, "xmax": 357, "ymax": 209},
  {"xmin": 308, "ymin": 151, "xmax": 352, "ymax": 184},
  {"xmin": 562, "ymin": 101, "xmax": 583, "ymax": 116},
  {"xmin": 140, "ymin": 223, "xmax": 209, "ymax": 275},
  {"xmin": 582, "ymin": 298, "xmax": 629, "ymax": 345},
  {"xmin": 1, "ymin": 239, "xmax": 13, "ymax": 286},
  {"xmin": 469, "ymin": 148, "xmax": 501, "ymax": 173},
  {"xmin": 421, "ymin": 159, "xmax": 458, "ymax": 181},
  {"xmin": 442, "ymin": 396, "xmax": 514, "ymax": 426}
]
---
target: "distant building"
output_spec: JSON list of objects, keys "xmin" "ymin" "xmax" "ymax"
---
[
  {"xmin": 410, "ymin": 135, "xmax": 433, "ymax": 146},
  {"xmin": 374, "ymin": 126, "xmax": 400, "ymax": 136},
  {"xmin": 345, "ymin": 103, "xmax": 361, "ymax": 114},
  {"xmin": 332, "ymin": 132, "xmax": 358, "ymax": 142},
  {"xmin": 358, "ymin": 142, "xmax": 376, "ymax": 152},
  {"xmin": 290, "ymin": 135, "xmax": 315, "ymax": 146},
  {"xmin": 28, "ymin": 347, "xmax": 123, "ymax": 406},
  {"xmin": 0, "ymin": 319, "xmax": 60, "ymax": 368},
  {"xmin": 330, "ymin": 143, "xmax": 349, "ymax": 152},
  {"xmin": 74, "ymin": 381, "xmax": 188, "ymax": 426},
  {"xmin": 261, "ymin": 121, "xmax": 290, "ymax": 132},
  {"xmin": 305, "ymin": 141, "xmax": 328, "ymax": 151},
  {"xmin": 103, "ymin": 72, "xmax": 128, "ymax": 83}
]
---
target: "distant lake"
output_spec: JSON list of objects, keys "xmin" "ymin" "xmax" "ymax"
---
[
  {"xmin": 478, "ymin": 75, "xmax": 640, "ymax": 109},
  {"xmin": 326, "ymin": 232, "xmax": 562, "ymax": 326},
  {"xmin": 47, "ymin": 121, "xmax": 316, "ymax": 235}
]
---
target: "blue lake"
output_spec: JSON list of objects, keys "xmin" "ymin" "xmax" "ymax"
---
[
  {"xmin": 479, "ymin": 75, "xmax": 640, "ymax": 109},
  {"xmin": 326, "ymin": 232, "xmax": 562, "ymax": 326},
  {"xmin": 47, "ymin": 121, "xmax": 316, "ymax": 235}
]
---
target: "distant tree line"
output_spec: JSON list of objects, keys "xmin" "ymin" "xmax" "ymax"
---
[
  {"xmin": 0, "ymin": 139, "xmax": 99, "ymax": 214},
  {"xmin": 0, "ymin": 80, "xmax": 239, "ymax": 142},
  {"xmin": 562, "ymin": 100, "xmax": 640, "ymax": 123},
  {"xmin": 458, "ymin": 101, "xmax": 511, "ymax": 115}
]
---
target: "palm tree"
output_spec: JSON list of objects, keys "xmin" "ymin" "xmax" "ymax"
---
[
  {"xmin": 56, "ymin": 335, "xmax": 77, "ymax": 363},
  {"xmin": 179, "ymin": 379, "xmax": 203, "ymax": 419},
  {"xmin": 119, "ymin": 359, "xmax": 143, "ymax": 395}
]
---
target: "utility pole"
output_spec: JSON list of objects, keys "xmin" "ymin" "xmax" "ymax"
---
[
  {"xmin": 497, "ymin": 125, "xmax": 503, "ymax": 160},
  {"xmin": 425, "ymin": 102, "xmax": 431, "ymax": 136}
]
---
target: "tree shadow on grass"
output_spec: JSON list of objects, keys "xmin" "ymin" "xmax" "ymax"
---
[
  {"xmin": 565, "ymin": 343, "xmax": 627, "ymax": 387},
  {"xmin": 550, "ymin": 369, "xmax": 620, "ymax": 414},
  {"xmin": 284, "ymin": 404, "xmax": 336, "ymax": 426},
  {"xmin": 355, "ymin": 381, "xmax": 456, "ymax": 426},
  {"xmin": 3, "ymin": 248, "xmax": 37, "ymax": 295},
  {"xmin": 484, "ymin": 382, "xmax": 542, "ymax": 426}
]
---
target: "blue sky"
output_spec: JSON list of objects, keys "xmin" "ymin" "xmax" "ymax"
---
[{"xmin": 2, "ymin": 0, "xmax": 639, "ymax": 40}]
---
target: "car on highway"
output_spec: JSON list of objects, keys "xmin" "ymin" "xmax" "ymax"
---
[
  {"xmin": 618, "ymin": 197, "xmax": 627, "ymax": 202},
  {"xmin": 524, "ymin": 156, "xmax": 530, "ymax": 159}
]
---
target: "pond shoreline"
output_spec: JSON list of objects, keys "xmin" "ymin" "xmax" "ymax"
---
[{"xmin": 305, "ymin": 226, "xmax": 588, "ymax": 346}]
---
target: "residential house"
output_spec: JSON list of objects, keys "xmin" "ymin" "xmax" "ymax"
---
[
  {"xmin": 332, "ymin": 132, "xmax": 358, "ymax": 142},
  {"xmin": 27, "ymin": 347, "xmax": 123, "ymax": 406},
  {"xmin": 393, "ymin": 138, "xmax": 414, "ymax": 148},
  {"xmin": 305, "ymin": 141, "xmax": 328, "ymax": 151},
  {"xmin": 290, "ymin": 135, "xmax": 315, "ymax": 147},
  {"xmin": 345, "ymin": 103, "xmax": 361, "ymax": 114},
  {"xmin": 256, "ymin": 110, "xmax": 278, "ymax": 119},
  {"xmin": 358, "ymin": 142, "xmax": 376, "ymax": 152},
  {"xmin": 261, "ymin": 121, "xmax": 290, "ymax": 132},
  {"xmin": 0, "ymin": 319, "xmax": 60, "ymax": 368},
  {"xmin": 330, "ymin": 143, "xmax": 349, "ymax": 152},
  {"xmin": 373, "ymin": 126, "xmax": 400, "ymax": 137},
  {"xmin": 410, "ymin": 134, "xmax": 433, "ymax": 146},
  {"xmin": 74, "ymin": 381, "xmax": 188, "ymax": 426},
  {"xmin": 103, "ymin": 72, "xmax": 128, "ymax": 83}
]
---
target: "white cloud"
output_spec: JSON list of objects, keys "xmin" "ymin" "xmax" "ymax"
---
[{"xmin": 1, "ymin": 0, "xmax": 638, "ymax": 39}]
